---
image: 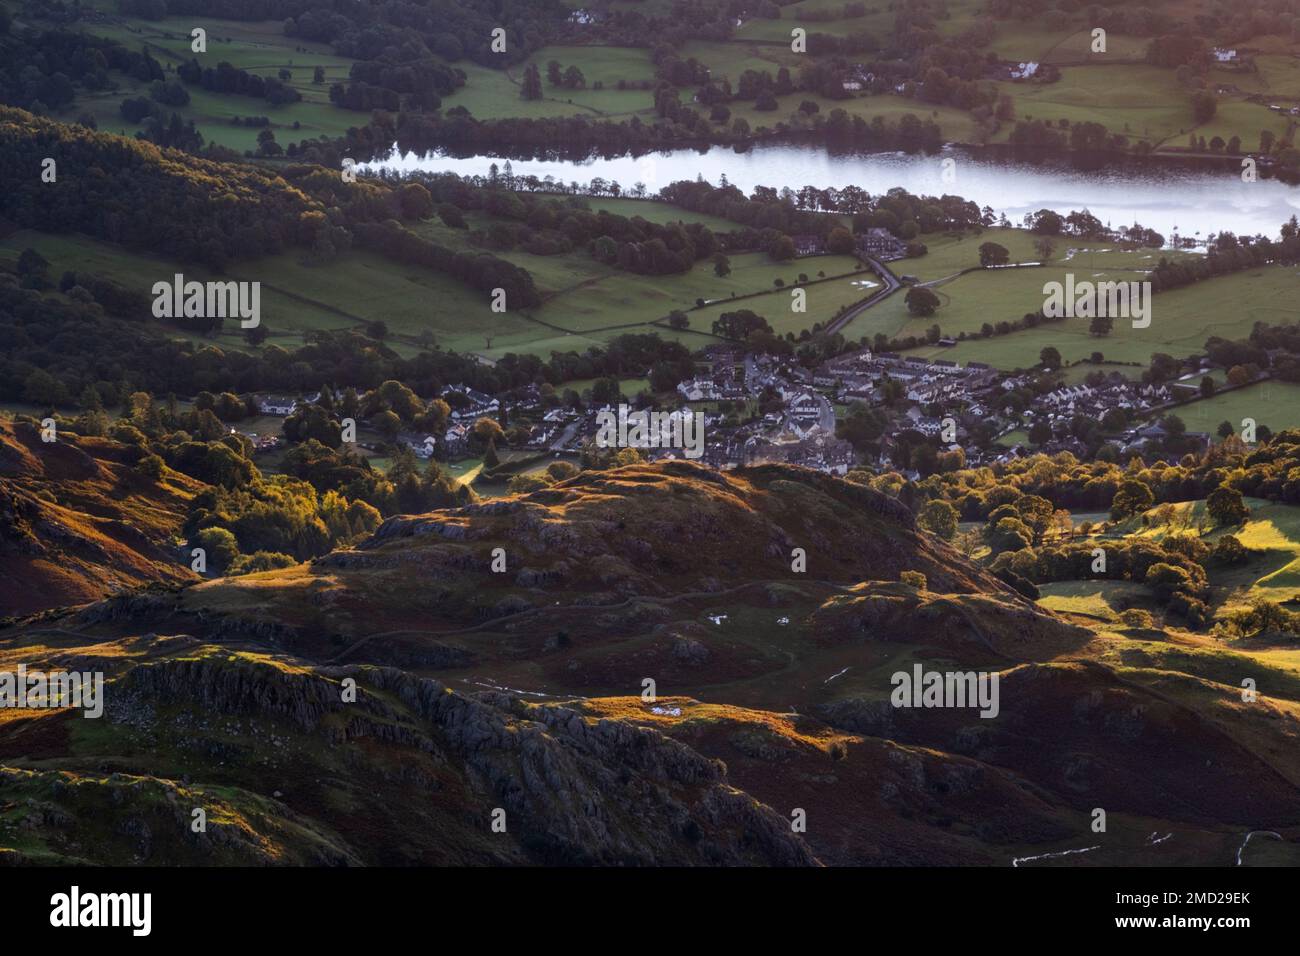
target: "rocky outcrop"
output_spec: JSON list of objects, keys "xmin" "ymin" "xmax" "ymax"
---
[{"xmin": 95, "ymin": 654, "xmax": 818, "ymax": 866}]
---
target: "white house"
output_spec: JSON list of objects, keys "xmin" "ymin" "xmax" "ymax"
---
[{"xmin": 256, "ymin": 395, "xmax": 299, "ymax": 416}]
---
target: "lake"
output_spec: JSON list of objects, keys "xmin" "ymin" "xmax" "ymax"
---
[{"xmin": 367, "ymin": 143, "xmax": 1300, "ymax": 242}]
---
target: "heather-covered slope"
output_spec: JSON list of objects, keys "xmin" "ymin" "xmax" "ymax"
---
[
  {"xmin": 4, "ymin": 461, "xmax": 1300, "ymax": 866},
  {"xmin": 0, "ymin": 420, "xmax": 198, "ymax": 615},
  {"xmin": 180, "ymin": 460, "xmax": 1021, "ymax": 660}
]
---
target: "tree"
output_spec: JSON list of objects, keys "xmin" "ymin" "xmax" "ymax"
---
[
  {"xmin": 373, "ymin": 409, "xmax": 402, "ymax": 440},
  {"xmin": 1028, "ymin": 209, "xmax": 1064, "ymax": 235},
  {"xmin": 1227, "ymin": 364, "xmax": 1253, "ymax": 386},
  {"xmin": 1111, "ymin": 478, "xmax": 1154, "ymax": 520},
  {"xmin": 397, "ymin": 183, "xmax": 434, "ymax": 220},
  {"xmin": 508, "ymin": 473, "xmax": 549, "ymax": 494},
  {"xmin": 547, "ymin": 461, "xmax": 579, "ymax": 482},
  {"xmin": 1199, "ymin": 375, "xmax": 1216, "ymax": 398},
  {"xmin": 918, "ymin": 499, "xmax": 959, "ymax": 539},
  {"xmin": 369, "ymin": 380, "xmax": 423, "ymax": 421},
  {"xmin": 988, "ymin": 516, "xmax": 1032, "ymax": 554},
  {"xmin": 437, "ymin": 203, "xmax": 468, "ymax": 229},
  {"xmin": 17, "ymin": 248, "xmax": 50, "ymax": 281},
  {"xmin": 521, "ymin": 63, "xmax": 543, "ymax": 100},
  {"xmin": 1147, "ymin": 353, "xmax": 1180, "ymax": 384},
  {"xmin": 1089, "ymin": 314, "xmax": 1114, "ymax": 337},
  {"xmin": 1033, "ymin": 236, "xmax": 1057, "ymax": 261},
  {"xmin": 713, "ymin": 253, "xmax": 731, "ymax": 277},
  {"xmin": 546, "ymin": 61, "xmax": 562, "ymax": 86},
  {"xmin": 1213, "ymin": 534, "xmax": 1248, "ymax": 564},
  {"xmin": 978, "ymin": 242, "xmax": 1009, "ymax": 266},
  {"xmin": 1039, "ymin": 346, "xmax": 1062, "ymax": 370},
  {"xmin": 1146, "ymin": 562, "xmax": 1192, "ymax": 601},
  {"xmin": 562, "ymin": 65, "xmax": 586, "ymax": 89},
  {"xmin": 589, "ymin": 378, "xmax": 622, "ymax": 406},
  {"xmin": 905, "ymin": 286, "xmax": 941, "ymax": 317},
  {"xmin": 1191, "ymin": 90, "xmax": 1217, "ymax": 124},
  {"xmin": 313, "ymin": 66, "xmax": 325, "ymax": 84},
  {"xmin": 826, "ymin": 226, "xmax": 854, "ymax": 255},
  {"xmin": 284, "ymin": 403, "xmax": 342, "ymax": 448},
  {"xmin": 133, "ymin": 453, "xmax": 166, "ymax": 482},
  {"xmin": 768, "ymin": 235, "xmax": 796, "ymax": 261},
  {"xmin": 1028, "ymin": 420, "xmax": 1053, "ymax": 446},
  {"xmin": 193, "ymin": 527, "xmax": 240, "ymax": 574},
  {"xmin": 836, "ymin": 402, "xmax": 887, "ymax": 451},
  {"xmin": 1101, "ymin": 407, "xmax": 1128, "ymax": 432},
  {"xmin": 1207, "ymin": 485, "xmax": 1250, "ymax": 526},
  {"xmin": 255, "ymin": 127, "xmax": 281, "ymax": 157},
  {"xmin": 713, "ymin": 309, "xmax": 771, "ymax": 340}
]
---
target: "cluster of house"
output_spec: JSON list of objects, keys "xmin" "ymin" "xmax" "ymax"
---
[
  {"xmin": 803, "ymin": 348, "xmax": 1207, "ymax": 470},
  {"xmin": 241, "ymin": 336, "xmax": 1219, "ymax": 480},
  {"xmin": 979, "ymin": 372, "xmax": 1212, "ymax": 464},
  {"xmin": 788, "ymin": 228, "xmax": 908, "ymax": 261},
  {"xmin": 1037, "ymin": 380, "xmax": 1171, "ymax": 414},
  {"xmin": 254, "ymin": 394, "xmax": 308, "ymax": 416},
  {"xmin": 392, "ymin": 384, "xmax": 505, "ymax": 459},
  {"xmin": 700, "ymin": 430, "xmax": 857, "ymax": 473},
  {"xmin": 819, "ymin": 350, "xmax": 999, "ymax": 404}
]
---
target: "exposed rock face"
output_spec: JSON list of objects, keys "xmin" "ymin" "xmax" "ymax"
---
[
  {"xmin": 9, "ymin": 459, "xmax": 1300, "ymax": 867},
  {"xmin": 68, "ymin": 653, "xmax": 817, "ymax": 866},
  {"xmin": 671, "ymin": 636, "xmax": 711, "ymax": 665}
]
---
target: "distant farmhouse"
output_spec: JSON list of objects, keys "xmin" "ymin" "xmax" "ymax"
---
[{"xmin": 855, "ymin": 228, "xmax": 907, "ymax": 260}]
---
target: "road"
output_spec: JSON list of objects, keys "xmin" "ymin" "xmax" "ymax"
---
[
  {"xmin": 825, "ymin": 256, "xmax": 902, "ymax": 335},
  {"xmin": 550, "ymin": 419, "xmax": 580, "ymax": 452}
]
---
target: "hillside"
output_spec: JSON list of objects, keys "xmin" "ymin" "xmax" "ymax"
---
[
  {"xmin": 0, "ymin": 419, "xmax": 199, "ymax": 615},
  {"xmin": 5, "ymin": 461, "xmax": 1300, "ymax": 866}
]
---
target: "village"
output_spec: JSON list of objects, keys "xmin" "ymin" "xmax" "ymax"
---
[{"xmin": 240, "ymin": 338, "xmax": 1214, "ymax": 484}]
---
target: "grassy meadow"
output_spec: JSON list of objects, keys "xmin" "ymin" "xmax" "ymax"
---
[
  {"xmin": 71, "ymin": 8, "xmax": 361, "ymax": 152},
  {"xmin": 1036, "ymin": 495, "xmax": 1300, "ymax": 626},
  {"xmin": 876, "ymin": 264, "xmax": 1300, "ymax": 370}
]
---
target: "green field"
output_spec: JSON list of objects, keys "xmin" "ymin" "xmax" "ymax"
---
[
  {"xmin": 1036, "ymin": 580, "xmax": 1149, "ymax": 622},
  {"xmin": 725, "ymin": 91, "xmax": 981, "ymax": 143},
  {"xmin": 1038, "ymin": 495, "xmax": 1300, "ymax": 622},
  {"xmin": 733, "ymin": 1, "xmax": 897, "ymax": 44},
  {"xmin": 1127, "ymin": 498, "xmax": 1300, "ymax": 611},
  {"xmin": 559, "ymin": 376, "xmax": 651, "ymax": 397},
  {"xmin": 685, "ymin": 269, "xmax": 877, "ymax": 336},
  {"xmin": 897, "ymin": 229, "xmax": 1169, "ymax": 284},
  {"xmin": 58, "ymin": 0, "xmax": 1300, "ymax": 158},
  {"xmin": 870, "ymin": 264, "xmax": 1300, "ymax": 371},
  {"xmin": 0, "ymin": 228, "xmax": 534, "ymax": 356},
  {"xmin": 1, "ymin": 220, "xmax": 867, "ymax": 361},
  {"xmin": 842, "ymin": 255, "xmax": 1154, "ymax": 346},
  {"xmin": 1158, "ymin": 381, "xmax": 1300, "ymax": 436},
  {"xmin": 583, "ymin": 198, "xmax": 740, "ymax": 231},
  {"xmin": 70, "ymin": 11, "xmax": 362, "ymax": 152}
]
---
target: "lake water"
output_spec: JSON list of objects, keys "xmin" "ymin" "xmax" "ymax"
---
[{"xmin": 367, "ymin": 143, "xmax": 1300, "ymax": 242}]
